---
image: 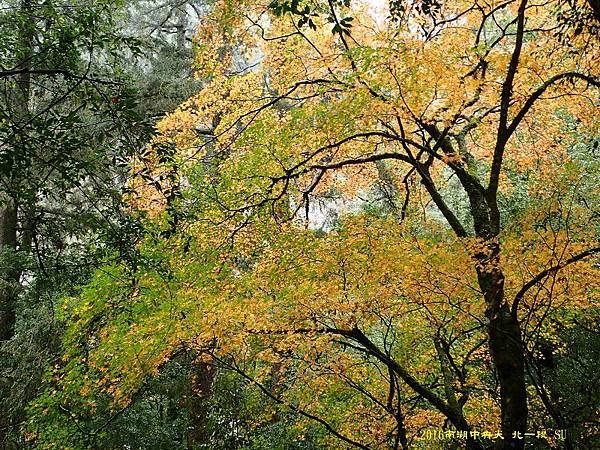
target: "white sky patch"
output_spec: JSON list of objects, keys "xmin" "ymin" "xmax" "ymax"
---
[{"xmin": 362, "ymin": 0, "xmax": 390, "ymax": 26}]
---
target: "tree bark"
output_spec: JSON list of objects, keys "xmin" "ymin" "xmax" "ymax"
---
[
  {"xmin": 186, "ymin": 361, "xmax": 216, "ymax": 448},
  {"xmin": 0, "ymin": 198, "xmax": 18, "ymax": 342},
  {"xmin": 0, "ymin": 0, "xmax": 31, "ymax": 342},
  {"xmin": 476, "ymin": 243, "xmax": 527, "ymax": 450}
]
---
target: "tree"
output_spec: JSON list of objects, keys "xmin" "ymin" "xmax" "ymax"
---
[
  {"xmin": 0, "ymin": 0, "xmax": 210, "ymax": 446},
  {"xmin": 0, "ymin": 0, "xmax": 215, "ymax": 446},
  {"xmin": 30, "ymin": 0, "xmax": 599, "ymax": 449},
  {"xmin": 0, "ymin": 0, "xmax": 148, "ymax": 445}
]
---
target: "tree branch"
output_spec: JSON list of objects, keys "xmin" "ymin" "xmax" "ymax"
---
[
  {"xmin": 212, "ymin": 352, "xmax": 370, "ymax": 450},
  {"xmin": 507, "ymin": 72, "xmax": 600, "ymax": 137},
  {"xmin": 329, "ymin": 327, "xmax": 476, "ymax": 435},
  {"xmin": 0, "ymin": 68, "xmax": 122, "ymax": 85},
  {"xmin": 488, "ymin": 0, "xmax": 528, "ymax": 228},
  {"xmin": 512, "ymin": 246, "xmax": 600, "ymax": 316}
]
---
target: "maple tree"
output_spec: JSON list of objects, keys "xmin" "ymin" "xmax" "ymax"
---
[{"xmin": 28, "ymin": 0, "xmax": 599, "ymax": 449}]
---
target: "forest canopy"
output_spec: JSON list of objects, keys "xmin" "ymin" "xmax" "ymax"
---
[{"xmin": 1, "ymin": 0, "xmax": 599, "ymax": 449}]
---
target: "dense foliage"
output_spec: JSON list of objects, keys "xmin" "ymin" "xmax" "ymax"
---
[{"xmin": 1, "ymin": 0, "xmax": 599, "ymax": 449}]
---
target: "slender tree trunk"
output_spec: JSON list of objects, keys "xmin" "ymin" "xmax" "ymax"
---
[
  {"xmin": 0, "ymin": 0, "xmax": 31, "ymax": 342},
  {"xmin": 0, "ymin": 199, "xmax": 18, "ymax": 342},
  {"xmin": 389, "ymin": 371, "xmax": 409, "ymax": 450},
  {"xmin": 0, "ymin": 198, "xmax": 19, "ymax": 447}
]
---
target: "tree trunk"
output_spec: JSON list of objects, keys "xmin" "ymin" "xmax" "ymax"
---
[
  {"xmin": 0, "ymin": 198, "xmax": 18, "ymax": 341},
  {"xmin": 488, "ymin": 304, "xmax": 527, "ymax": 450},
  {"xmin": 186, "ymin": 361, "xmax": 216, "ymax": 448},
  {"xmin": 0, "ymin": 0, "xmax": 31, "ymax": 342},
  {"xmin": 0, "ymin": 197, "xmax": 19, "ymax": 449},
  {"xmin": 477, "ymin": 244, "xmax": 527, "ymax": 450}
]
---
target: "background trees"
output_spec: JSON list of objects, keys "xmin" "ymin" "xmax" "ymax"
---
[{"xmin": 0, "ymin": 0, "xmax": 205, "ymax": 447}]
